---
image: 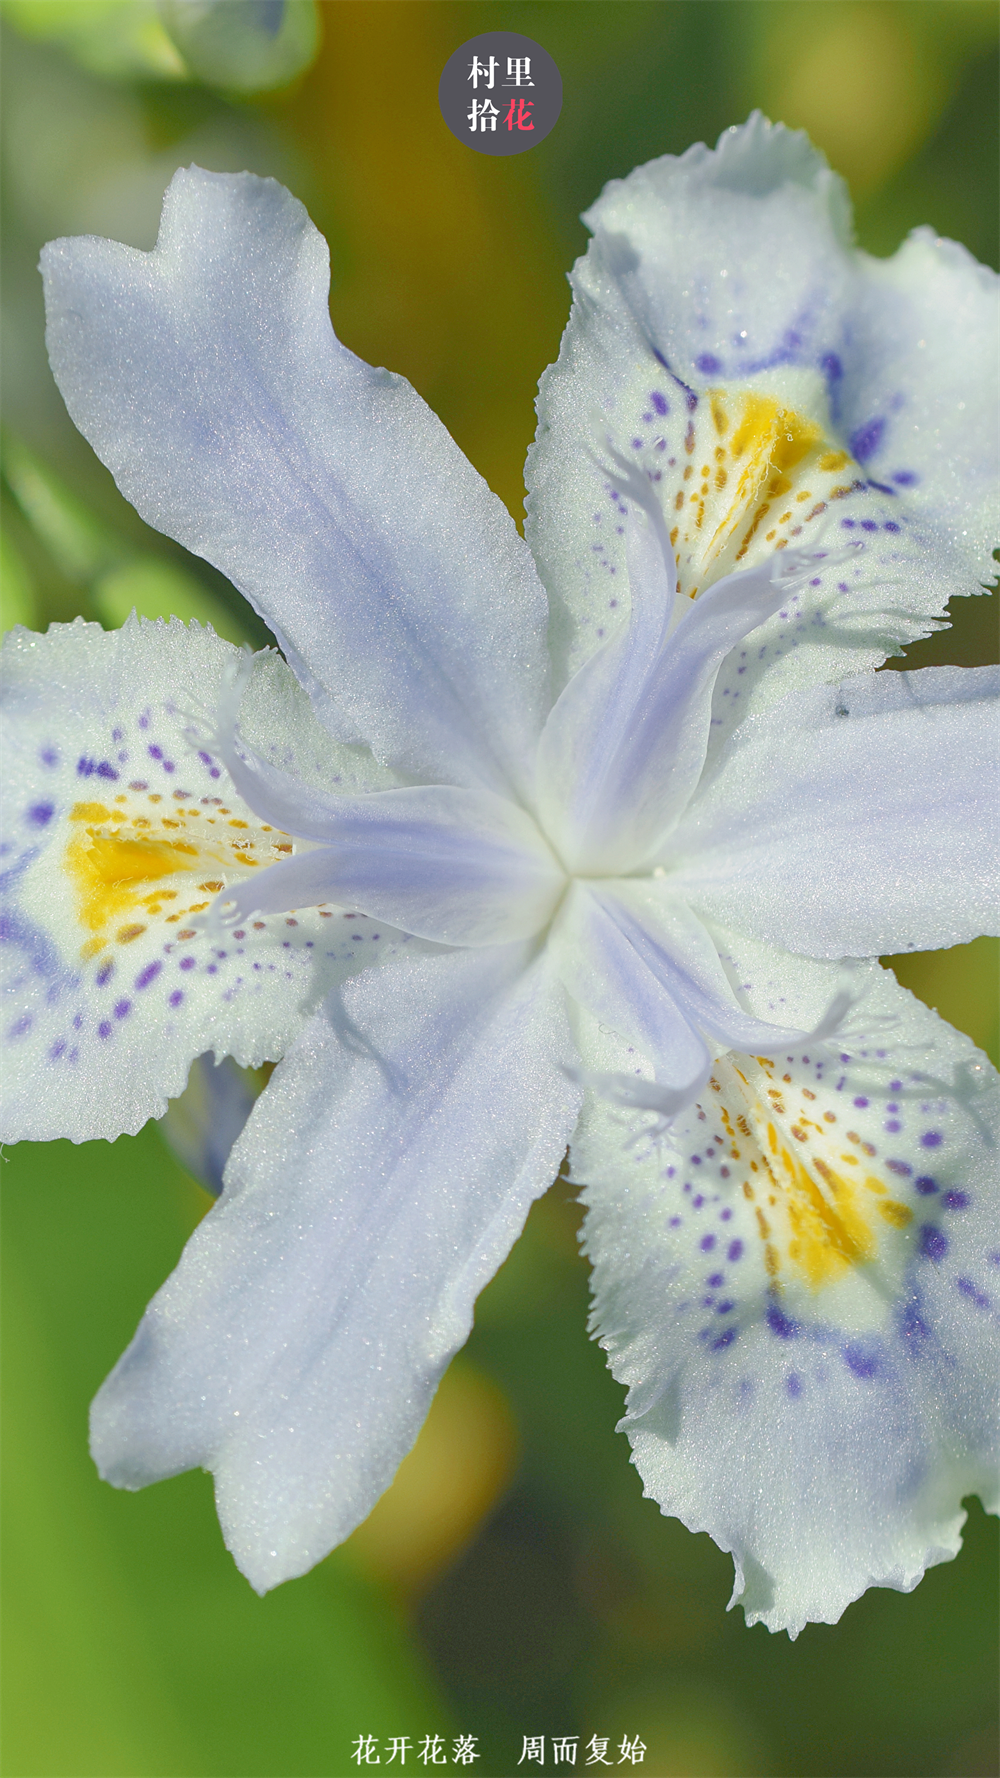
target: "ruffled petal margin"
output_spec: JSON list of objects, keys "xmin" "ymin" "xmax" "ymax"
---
[
  {"xmin": 572, "ymin": 960, "xmax": 999, "ymax": 1635},
  {"xmin": 526, "ymin": 114, "xmax": 999, "ymax": 741}
]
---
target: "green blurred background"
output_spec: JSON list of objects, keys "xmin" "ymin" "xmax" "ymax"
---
[{"xmin": 1, "ymin": 4, "xmax": 997, "ymax": 1775}]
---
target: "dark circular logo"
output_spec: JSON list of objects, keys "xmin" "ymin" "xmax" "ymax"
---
[{"xmin": 439, "ymin": 32, "xmax": 562, "ymax": 156}]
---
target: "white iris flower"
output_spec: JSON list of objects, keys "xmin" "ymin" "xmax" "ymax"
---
[{"xmin": 2, "ymin": 117, "xmax": 998, "ymax": 1636}]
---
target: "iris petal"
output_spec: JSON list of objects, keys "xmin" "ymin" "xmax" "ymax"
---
[
  {"xmin": 537, "ymin": 523, "xmax": 834, "ymax": 873},
  {"xmin": 0, "ymin": 618, "xmax": 389, "ymax": 1142},
  {"xmin": 574, "ymin": 961, "xmax": 1000, "ymax": 1635},
  {"xmin": 91, "ymin": 943, "xmax": 580, "ymax": 1592},
  {"xmin": 211, "ymin": 784, "xmax": 565, "ymax": 948},
  {"xmin": 670, "ymin": 663, "xmax": 1000, "ymax": 956},
  {"xmin": 42, "ymin": 167, "xmax": 551, "ymax": 799}
]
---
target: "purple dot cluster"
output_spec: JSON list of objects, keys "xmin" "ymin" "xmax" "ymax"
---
[
  {"xmin": 652, "ymin": 1034, "xmax": 988, "ymax": 1409},
  {"xmin": 9, "ymin": 692, "xmax": 397, "ymax": 1078}
]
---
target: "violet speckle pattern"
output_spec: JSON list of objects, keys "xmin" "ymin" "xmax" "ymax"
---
[
  {"xmin": 526, "ymin": 122, "xmax": 996, "ymax": 775},
  {"xmin": 574, "ymin": 946, "xmax": 999, "ymax": 1632},
  {"xmin": 1, "ymin": 617, "xmax": 406, "ymax": 1139}
]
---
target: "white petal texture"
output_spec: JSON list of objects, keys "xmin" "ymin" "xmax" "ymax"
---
[
  {"xmin": 668, "ymin": 664, "xmax": 1000, "ymax": 956},
  {"xmin": 551, "ymin": 883, "xmax": 712, "ymax": 1099},
  {"xmin": 573, "ymin": 963, "xmax": 1000, "ymax": 1636},
  {"xmin": 9, "ymin": 126, "xmax": 996, "ymax": 1627},
  {"xmin": 41, "ymin": 168, "xmax": 551, "ymax": 800},
  {"xmin": 91, "ymin": 943, "xmax": 580, "ymax": 1591},
  {"xmin": 211, "ymin": 785, "xmax": 565, "ymax": 947}
]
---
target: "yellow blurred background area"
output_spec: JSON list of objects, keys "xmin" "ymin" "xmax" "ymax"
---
[{"xmin": 1, "ymin": 4, "xmax": 997, "ymax": 1776}]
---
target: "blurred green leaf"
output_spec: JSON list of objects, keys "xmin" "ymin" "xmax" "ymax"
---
[
  {"xmin": 2, "ymin": 434, "xmax": 122, "ymax": 585},
  {"xmin": 93, "ymin": 557, "xmax": 253, "ymax": 643},
  {"xmin": 1, "ymin": 1254, "xmax": 198, "ymax": 1777},
  {"xmin": 2, "ymin": 435, "xmax": 255, "ymax": 639},
  {"xmin": 0, "ymin": 522, "xmax": 38, "ymax": 632},
  {"xmin": 0, "ymin": 0, "xmax": 185, "ymax": 80}
]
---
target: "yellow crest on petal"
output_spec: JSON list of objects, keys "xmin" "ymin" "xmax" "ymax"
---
[
  {"xmin": 63, "ymin": 791, "xmax": 294, "ymax": 958},
  {"xmin": 668, "ymin": 385, "xmax": 860, "ymax": 598}
]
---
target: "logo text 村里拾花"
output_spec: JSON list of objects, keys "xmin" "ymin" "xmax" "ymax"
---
[{"xmin": 438, "ymin": 32, "xmax": 561, "ymax": 155}]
